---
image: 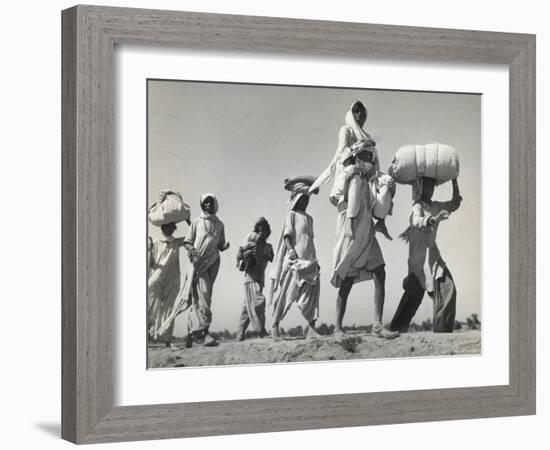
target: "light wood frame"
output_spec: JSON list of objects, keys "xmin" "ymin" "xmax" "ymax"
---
[{"xmin": 62, "ymin": 5, "xmax": 536, "ymax": 444}]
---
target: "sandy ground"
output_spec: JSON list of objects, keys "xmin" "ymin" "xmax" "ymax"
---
[{"xmin": 147, "ymin": 330, "xmax": 481, "ymax": 368}]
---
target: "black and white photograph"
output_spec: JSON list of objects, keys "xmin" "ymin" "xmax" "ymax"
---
[
  {"xmin": 2, "ymin": 0, "xmax": 544, "ymax": 447},
  {"xmin": 146, "ymin": 79, "xmax": 482, "ymax": 368}
]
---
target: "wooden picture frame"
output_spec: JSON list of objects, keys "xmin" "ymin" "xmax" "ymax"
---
[{"xmin": 61, "ymin": 5, "xmax": 536, "ymax": 444}]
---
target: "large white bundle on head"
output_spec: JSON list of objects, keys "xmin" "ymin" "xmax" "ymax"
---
[
  {"xmin": 148, "ymin": 190, "xmax": 191, "ymax": 226},
  {"xmin": 388, "ymin": 142, "xmax": 460, "ymax": 185}
]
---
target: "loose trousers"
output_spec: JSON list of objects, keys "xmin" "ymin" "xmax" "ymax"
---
[
  {"xmin": 390, "ymin": 267, "xmax": 456, "ymax": 333},
  {"xmin": 238, "ymin": 281, "xmax": 267, "ymax": 335}
]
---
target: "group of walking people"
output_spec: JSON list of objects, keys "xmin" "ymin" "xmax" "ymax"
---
[{"xmin": 147, "ymin": 100, "xmax": 462, "ymax": 350}]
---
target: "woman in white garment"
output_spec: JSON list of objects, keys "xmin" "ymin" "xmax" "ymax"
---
[
  {"xmin": 269, "ymin": 176, "xmax": 321, "ymax": 340},
  {"xmin": 310, "ymin": 101, "xmax": 378, "ymax": 194},
  {"xmin": 311, "ymin": 100, "xmax": 393, "ymax": 236},
  {"xmin": 148, "ymin": 222, "xmax": 189, "ymax": 351},
  {"xmin": 147, "ymin": 190, "xmax": 191, "ymax": 350}
]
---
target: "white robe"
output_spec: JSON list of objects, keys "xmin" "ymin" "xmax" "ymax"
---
[
  {"xmin": 269, "ymin": 210, "xmax": 320, "ymax": 323},
  {"xmin": 331, "ymin": 175, "xmax": 386, "ymax": 287},
  {"xmin": 310, "ymin": 108, "xmax": 380, "ymax": 197},
  {"xmin": 147, "ymin": 236, "xmax": 182, "ymax": 342}
]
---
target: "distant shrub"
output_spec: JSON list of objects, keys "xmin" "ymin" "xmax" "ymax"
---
[
  {"xmin": 316, "ymin": 322, "xmax": 334, "ymax": 336},
  {"xmin": 466, "ymin": 313, "xmax": 481, "ymax": 330},
  {"xmin": 287, "ymin": 325, "xmax": 304, "ymax": 337},
  {"xmin": 421, "ymin": 318, "xmax": 433, "ymax": 331},
  {"xmin": 453, "ymin": 320, "xmax": 463, "ymax": 330},
  {"xmin": 221, "ymin": 329, "xmax": 234, "ymax": 340}
]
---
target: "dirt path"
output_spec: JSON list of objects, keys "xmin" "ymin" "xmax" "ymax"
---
[{"xmin": 148, "ymin": 330, "xmax": 481, "ymax": 368}]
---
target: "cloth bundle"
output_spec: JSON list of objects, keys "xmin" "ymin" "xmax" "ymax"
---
[
  {"xmin": 237, "ymin": 232, "xmax": 260, "ymax": 272},
  {"xmin": 388, "ymin": 142, "xmax": 459, "ymax": 185},
  {"xmin": 148, "ymin": 190, "xmax": 191, "ymax": 226}
]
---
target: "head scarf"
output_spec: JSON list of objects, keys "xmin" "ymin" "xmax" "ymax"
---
[
  {"xmin": 308, "ymin": 101, "xmax": 374, "ymax": 195},
  {"xmin": 346, "ymin": 145, "xmax": 379, "ymax": 181},
  {"xmin": 268, "ymin": 176, "xmax": 318, "ymax": 298},
  {"xmin": 345, "ymin": 101, "xmax": 370, "ymax": 142},
  {"xmin": 346, "ymin": 101, "xmax": 381, "ymax": 175},
  {"xmin": 284, "ymin": 176, "xmax": 318, "ymax": 210},
  {"xmin": 200, "ymin": 193, "xmax": 219, "ymax": 217}
]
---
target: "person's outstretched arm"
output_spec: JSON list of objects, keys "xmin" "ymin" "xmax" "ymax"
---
[
  {"xmin": 309, "ymin": 127, "xmax": 352, "ymax": 193},
  {"xmin": 411, "ymin": 202, "xmax": 450, "ymax": 230},
  {"xmin": 437, "ymin": 179, "xmax": 462, "ymax": 213}
]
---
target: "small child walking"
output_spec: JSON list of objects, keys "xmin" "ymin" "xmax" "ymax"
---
[{"xmin": 235, "ymin": 217, "xmax": 274, "ymax": 341}]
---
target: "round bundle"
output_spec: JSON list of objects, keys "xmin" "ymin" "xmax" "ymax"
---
[
  {"xmin": 388, "ymin": 142, "xmax": 459, "ymax": 185},
  {"xmin": 148, "ymin": 190, "xmax": 191, "ymax": 226}
]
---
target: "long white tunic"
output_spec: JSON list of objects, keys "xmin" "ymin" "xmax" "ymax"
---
[
  {"xmin": 407, "ymin": 198, "xmax": 460, "ymax": 292},
  {"xmin": 181, "ymin": 215, "xmax": 226, "ymax": 333},
  {"xmin": 270, "ymin": 210, "xmax": 320, "ymax": 323},
  {"xmin": 310, "ymin": 103, "xmax": 381, "ymax": 192},
  {"xmin": 331, "ymin": 174, "xmax": 386, "ymax": 287},
  {"xmin": 147, "ymin": 236, "xmax": 182, "ymax": 341}
]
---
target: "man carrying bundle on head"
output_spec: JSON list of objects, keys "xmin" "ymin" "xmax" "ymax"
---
[
  {"xmin": 387, "ymin": 142, "xmax": 462, "ymax": 333},
  {"xmin": 235, "ymin": 217, "xmax": 274, "ymax": 341},
  {"xmin": 147, "ymin": 190, "xmax": 191, "ymax": 351},
  {"xmin": 269, "ymin": 175, "xmax": 321, "ymax": 340},
  {"xmin": 389, "ymin": 177, "xmax": 462, "ymax": 333}
]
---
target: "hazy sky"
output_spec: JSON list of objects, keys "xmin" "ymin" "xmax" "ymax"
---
[{"xmin": 148, "ymin": 80, "xmax": 481, "ymax": 336}]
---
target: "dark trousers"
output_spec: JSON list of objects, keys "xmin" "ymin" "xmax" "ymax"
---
[{"xmin": 390, "ymin": 268, "xmax": 456, "ymax": 333}]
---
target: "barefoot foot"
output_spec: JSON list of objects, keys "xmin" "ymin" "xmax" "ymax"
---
[
  {"xmin": 333, "ymin": 330, "xmax": 346, "ymax": 342},
  {"xmin": 305, "ymin": 326, "xmax": 322, "ymax": 340},
  {"xmin": 374, "ymin": 219, "xmax": 393, "ymax": 241}
]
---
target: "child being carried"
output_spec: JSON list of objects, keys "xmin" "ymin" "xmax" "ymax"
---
[{"xmin": 330, "ymin": 139, "xmax": 395, "ymax": 240}]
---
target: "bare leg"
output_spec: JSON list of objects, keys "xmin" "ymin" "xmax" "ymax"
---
[
  {"xmin": 372, "ymin": 266, "xmax": 386, "ymax": 323},
  {"xmin": 271, "ymin": 296, "xmax": 282, "ymax": 340},
  {"xmin": 335, "ymin": 277, "xmax": 354, "ymax": 332},
  {"xmin": 371, "ymin": 265, "xmax": 399, "ymax": 339}
]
